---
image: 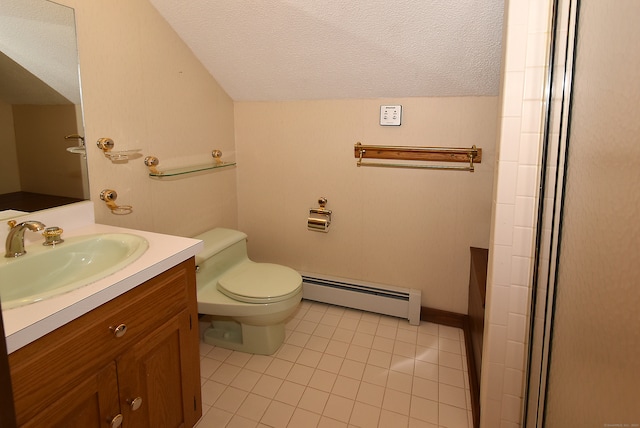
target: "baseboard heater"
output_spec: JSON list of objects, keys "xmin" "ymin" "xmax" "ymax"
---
[{"xmin": 301, "ymin": 274, "xmax": 421, "ymax": 325}]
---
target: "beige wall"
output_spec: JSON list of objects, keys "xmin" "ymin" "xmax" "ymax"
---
[
  {"xmin": 57, "ymin": 0, "xmax": 237, "ymax": 237},
  {"xmin": 0, "ymin": 100, "xmax": 20, "ymax": 194},
  {"xmin": 235, "ymin": 97, "xmax": 497, "ymax": 312},
  {"xmin": 12, "ymin": 104, "xmax": 83, "ymax": 198}
]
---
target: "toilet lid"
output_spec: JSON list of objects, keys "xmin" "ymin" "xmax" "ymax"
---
[{"xmin": 217, "ymin": 263, "xmax": 302, "ymax": 303}]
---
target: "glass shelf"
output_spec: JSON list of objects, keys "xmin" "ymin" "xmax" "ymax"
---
[{"xmin": 148, "ymin": 161, "xmax": 236, "ymax": 178}]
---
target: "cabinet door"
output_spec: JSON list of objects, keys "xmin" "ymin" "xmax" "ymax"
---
[
  {"xmin": 117, "ymin": 310, "xmax": 201, "ymax": 428},
  {"xmin": 22, "ymin": 362, "xmax": 121, "ymax": 428}
]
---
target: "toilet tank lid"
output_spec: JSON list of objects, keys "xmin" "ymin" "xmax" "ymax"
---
[{"xmin": 193, "ymin": 228, "xmax": 247, "ymax": 264}]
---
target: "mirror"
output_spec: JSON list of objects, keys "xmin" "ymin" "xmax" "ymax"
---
[{"xmin": 0, "ymin": 0, "xmax": 88, "ymax": 214}]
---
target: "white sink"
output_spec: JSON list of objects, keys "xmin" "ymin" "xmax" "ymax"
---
[{"xmin": 0, "ymin": 233, "xmax": 148, "ymax": 310}]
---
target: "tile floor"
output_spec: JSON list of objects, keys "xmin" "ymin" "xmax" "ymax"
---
[{"xmin": 195, "ymin": 300, "xmax": 473, "ymax": 428}]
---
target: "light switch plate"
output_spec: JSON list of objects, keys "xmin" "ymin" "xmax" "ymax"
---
[{"xmin": 380, "ymin": 105, "xmax": 402, "ymax": 126}]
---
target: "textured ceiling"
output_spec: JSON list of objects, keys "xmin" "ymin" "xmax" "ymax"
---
[{"xmin": 150, "ymin": 0, "xmax": 504, "ymax": 102}]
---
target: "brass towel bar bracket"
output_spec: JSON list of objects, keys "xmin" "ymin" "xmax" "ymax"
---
[{"xmin": 354, "ymin": 142, "xmax": 482, "ymax": 172}]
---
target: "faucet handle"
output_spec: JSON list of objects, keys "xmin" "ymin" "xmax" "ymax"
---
[
  {"xmin": 7, "ymin": 220, "xmax": 16, "ymax": 228},
  {"xmin": 43, "ymin": 227, "xmax": 64, "ymax": 246}
]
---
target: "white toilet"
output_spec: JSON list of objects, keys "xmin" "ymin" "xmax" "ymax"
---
[{"xmin": 194, "ymin": 228, "xmax": 302, "ymax": 355}]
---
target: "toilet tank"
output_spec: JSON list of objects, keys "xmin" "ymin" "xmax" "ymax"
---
[{"xmin": 193, "ymin": 228, "xmax": 249, "ymax": 280}]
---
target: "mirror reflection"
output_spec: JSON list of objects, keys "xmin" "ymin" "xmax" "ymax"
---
[{"xmin": 0, "ymin": 0, "xmax": 88, "ymax": 215}]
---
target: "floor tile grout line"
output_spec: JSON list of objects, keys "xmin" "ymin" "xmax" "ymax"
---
[{"xmin": 197, "ymin": 302, "xmax": 472, "ymax": 428}]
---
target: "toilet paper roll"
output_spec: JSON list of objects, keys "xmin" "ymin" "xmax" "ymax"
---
[{"xmin": 307, "ymin": 217, "xmax": 329, "ymax": 232}]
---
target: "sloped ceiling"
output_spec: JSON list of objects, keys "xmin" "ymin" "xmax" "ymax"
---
[
  {"xmin": 149, "ymin": 0, "xmax": 504, "ymax": 102},
  {"xmin": 0, "ymin": 51, "xmax": 72, "ymax": 105}
]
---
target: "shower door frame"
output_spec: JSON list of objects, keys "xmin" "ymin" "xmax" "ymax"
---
[{"xmin": 523, "ymin": 0, "xmax": 580, "ymax": 425}]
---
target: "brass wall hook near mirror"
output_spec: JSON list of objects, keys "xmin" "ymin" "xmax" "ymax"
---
[
  {"xmin": 100, "ymin": 189, "xmax": 133, "ymax": 215},
  {"xmin": 65, "ymin": 134, "xmax": 86, "ymax": 157},
  {"xmin": 65, "ymin": 134, "xmax": 85, "ymax": 145}
]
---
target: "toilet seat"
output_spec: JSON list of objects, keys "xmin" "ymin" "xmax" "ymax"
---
[{"xmin": 217, "ymin": 263, "xmax": 302, "ymax": 303}]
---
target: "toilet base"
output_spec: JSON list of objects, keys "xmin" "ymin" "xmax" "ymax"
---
[{"xmin": 203, "ymin": 317, "xmax": 285, "ymax": 355}]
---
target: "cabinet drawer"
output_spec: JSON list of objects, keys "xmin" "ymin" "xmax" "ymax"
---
[{"xmin": 9, "ymin": 258, "xmax": 196, "ymax": 425}]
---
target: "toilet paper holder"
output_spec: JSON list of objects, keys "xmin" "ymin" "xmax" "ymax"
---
[{"xmin": 308, "ymin": 197, "xmax": 332, "ymax": 232}]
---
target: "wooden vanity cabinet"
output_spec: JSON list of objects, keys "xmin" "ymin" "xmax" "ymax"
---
[
  {"xmin": 8, "ymin": 258, "xmax": 202, "ymax": 428},
  {"xmin": 19, "ymin": 362, "xmax": 120, "ymax": 428}
]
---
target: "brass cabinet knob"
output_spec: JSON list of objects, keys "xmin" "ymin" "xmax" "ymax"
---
[
  {"xmin": 108, "ymin": 413, "xmax": 123, "ymax": 428},
  {"xmin": 127, "ymin": 396, "xmax": 143, "ymax": 411},
  {"xmin": 110, "ymin": 324, "xmax": 127, "ymax": 338}
]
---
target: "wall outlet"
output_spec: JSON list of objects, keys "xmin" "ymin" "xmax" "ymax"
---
[{"xmin": 380, "ymin": 105, "xmax": 402, "ymax": 126}]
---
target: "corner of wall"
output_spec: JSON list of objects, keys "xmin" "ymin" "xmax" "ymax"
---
[{"xmin": 480, "ymin": 0, "xmax": 554, "ymax": 426}]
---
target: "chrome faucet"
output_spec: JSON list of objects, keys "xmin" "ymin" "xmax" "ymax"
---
[{"xmin": 4, "ymin": 220, "xmax": 46, "ymax": 258}]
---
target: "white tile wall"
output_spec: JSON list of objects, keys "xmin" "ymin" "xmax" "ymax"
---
[{"xmin": 480, "ymin": 0, "xmax": 554, "ymax": 427}]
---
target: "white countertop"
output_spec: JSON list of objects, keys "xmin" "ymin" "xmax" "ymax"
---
[
  {"xmin": 0, "ymin": 210, "xmax": 28, "ymax": 221},
  {"xmin": 2, "ymin": 203, "xmax": 203, "ymax": 353}
]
